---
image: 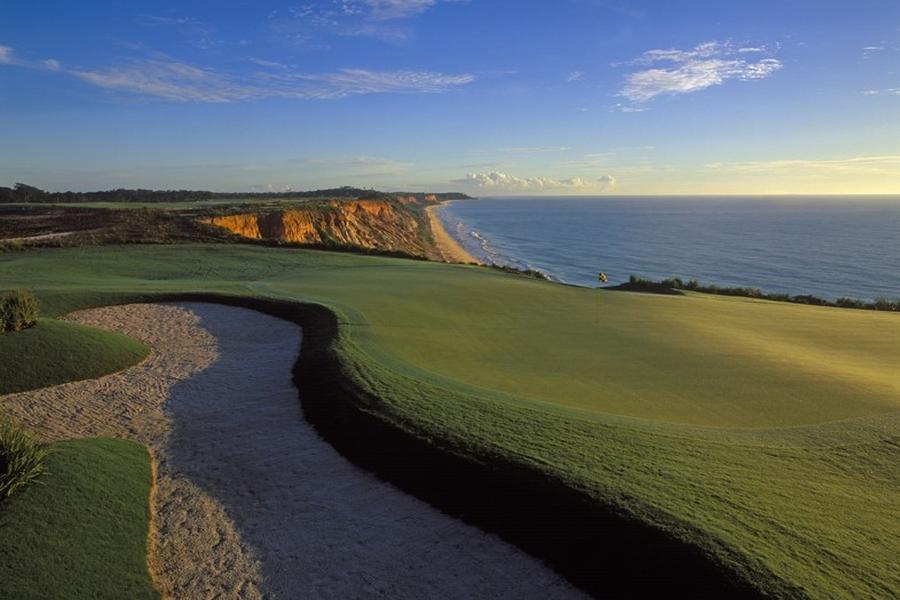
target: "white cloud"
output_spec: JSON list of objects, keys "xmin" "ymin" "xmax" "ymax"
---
[
  {"xmin": 492, "ymin": 146, "xmax": 570, "ymax": 154},
  {"xmin": 271, "ymin": 0, "xmax": 460, "ymax": 46},
  {"xmin": 73, "ymin": 60, "xmax": 250, "ymax": 103},
  {"xmin": 619, "ymin": 41, "xmax": 782, "ymax": 102},
  {"xmin": 862, "ymin": 45, "xmax": 886, "ymax": 57},
  {"xmin": 704, "ymin": 155, "xmax": 900, "ymax": 176},
  {"xmin": 362, "ymin": 0, "xmax": 439, "ymax": 20},
  {"xmin": 858, "ymin": 88, "xmax": 899, "ymax": 96},
  {"xmin": 737, "ymin": 47, "xmax": 765, "ymax": 53},
  {"xmin": 304, "ymin": 155, "xmax": 411, "ymax": 175},
  {"xmin": 296, "ymin": 68, "xmax": 474, "ymax": 96},
  {"xmin": 452, "ymin": 171, "xmax": 616, "ymax": 192},
  {"xmin": 0, "ymin": 43, "xmax": 474, "ymax": 102},
  {"xmin": 566, "ymin": 71, "xmax": 583, "ymax": 82},
  {"xmin": 66, "ymin": 58, "xmax": 473, "ymax": 102}
]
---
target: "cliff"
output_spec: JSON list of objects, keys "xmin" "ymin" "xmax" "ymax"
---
[{"xmin": 203, "ymin": 199, "xmax": 441, "ymax": 259}]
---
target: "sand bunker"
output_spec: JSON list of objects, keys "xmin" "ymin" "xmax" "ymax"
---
[{"xmin": 1, "ymin": 303, "xmax": 582, "ymax": 599}]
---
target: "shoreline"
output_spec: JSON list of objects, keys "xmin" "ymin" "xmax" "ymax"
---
[{"xmin": 425, "ymin": 203, "xmax": 482, "ymax": 265}]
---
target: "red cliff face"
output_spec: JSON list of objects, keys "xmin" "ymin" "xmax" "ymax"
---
[
  {"xmin": 202, "ymin": 199, "xmax": 433, "ymax": 257},
  {"xmin": 203, "ymin": 214, "xmax": 262, "ymax": 239}
]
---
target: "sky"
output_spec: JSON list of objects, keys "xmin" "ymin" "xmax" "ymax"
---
[{"xmin": 1, "ymin": 0, "xmax": 899, "ymax": 195}]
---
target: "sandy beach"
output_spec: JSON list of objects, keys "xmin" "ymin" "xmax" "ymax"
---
[
  {"xmin": 1, "ymin": 302, "xmax": 581, "ymax": 599},
  {"xmin": 426, "ymin": 204, "xmax": 482, "ymax": 264}
]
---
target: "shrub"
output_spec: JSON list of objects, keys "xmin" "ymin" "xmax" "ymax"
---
[
  {"xmin": 0, "ymin": 418, "xmax": 49, "ymax": 499},
  {"xmin": 873, "ymin": 298, "xmax": 899, "ymax": 311},
  {"xmin": 0, "ymin": 240, "xmax": 24, "ymax": 253},
  {"xmin": 836, "ymin": 297, "xmax": 866, "ymax": 309},
  {"xmin": 0, "ymin": 289, "xmax": 40, "ymax": 332}
]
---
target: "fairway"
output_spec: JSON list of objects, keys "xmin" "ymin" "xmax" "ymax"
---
[
  {"xmin": 6, "ymin": 244, "xmax": 896, "ymax": 427},
  {"xmin": 1, "ymin": 244, "xmax": 898, "ymax": 598}
]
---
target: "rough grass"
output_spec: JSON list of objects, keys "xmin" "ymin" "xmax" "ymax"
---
[
  {"xmin": 0, "ymin": 319, "xmax": 149, "ymax": 395},
  {"xmin": 1, "ymin": 244, "xmax": 898, "ymax": 598},
  {"xmin": 0, "ymin": 437, "xmax": 158, "ymax": 599}
]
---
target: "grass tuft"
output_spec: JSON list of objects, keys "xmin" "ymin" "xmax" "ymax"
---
[
  {"xmin": 0, "ymin": 289, "xmax": 40, "ymax": 332},
  {"xmin": 0, "ymin": 417, "xmax": 49, "ymax": 500}
]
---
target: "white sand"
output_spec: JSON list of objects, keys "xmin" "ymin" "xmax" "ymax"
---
[{"xmin": 1, "ymin": 303, "xmax": 583, "ymax": 599}]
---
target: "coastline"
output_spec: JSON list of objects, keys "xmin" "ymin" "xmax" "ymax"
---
[{"xmin": 425, "ymin": 204, "xmax": 482, "ymax": 265}]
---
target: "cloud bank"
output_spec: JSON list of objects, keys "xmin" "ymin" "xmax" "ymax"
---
[
  {"xmin": 620, "ymin": 41, "xmax": 782, "ymax": 103},
  {"xmin": 453, "ymin": 171, "xmax": 616, "ymax": 192}
]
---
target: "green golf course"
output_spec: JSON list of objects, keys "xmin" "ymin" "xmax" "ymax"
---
[{"xmin": 1, "ymin": 243, "xmax": 897, "ymax": 598}]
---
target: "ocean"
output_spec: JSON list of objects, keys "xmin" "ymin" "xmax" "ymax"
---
[{"xmin": 437, "ymin": 196, "xmax": 900, "ymax": 301}]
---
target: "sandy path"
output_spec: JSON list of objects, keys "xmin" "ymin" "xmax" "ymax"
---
[
  {"xmin": 426, "ymin": 204, "xmax": 482, "ymax": 264},
  {"xmin": 1, "ymin": 303, "xmax": 583, "ymax": 599}
]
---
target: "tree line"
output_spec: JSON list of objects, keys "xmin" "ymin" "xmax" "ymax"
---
[{"xmin": 0, "ymin": 183, "xmax": 396, "ymax": 204}]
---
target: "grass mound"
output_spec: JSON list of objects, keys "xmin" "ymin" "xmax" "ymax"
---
[
  {"xmin": 0, "ymin": 438, "xmax": 158, "ymax": 599},
  {"xmin": 0, "ymin": 419, "xmax": 48, "ymax": 499},
  {"xmin": 0, "ymin": 319, "xmax": 149, "ymax": 395}
]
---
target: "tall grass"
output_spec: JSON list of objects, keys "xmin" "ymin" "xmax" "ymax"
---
[{"xmin": 0, "ymin": 418, "xmax": 49, "ymax": 499}]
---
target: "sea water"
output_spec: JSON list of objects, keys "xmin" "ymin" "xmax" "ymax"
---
[{"xmin": 437, "ymin": 196, "xmax": 900, "ymax": 301}]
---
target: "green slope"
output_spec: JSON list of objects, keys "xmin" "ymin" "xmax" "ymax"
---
[
  {"xmin": 0, "ymin": 438, "xmax": 158, "ymax": 599},
  {"xmin": 1, "ymin": 244, "xmax": 897, "ymax": 598}
]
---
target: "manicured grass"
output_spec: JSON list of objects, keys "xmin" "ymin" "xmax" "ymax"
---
[
  {"xmin": 0, "ymin": 437, "xmax": 158, "ymax": 599},
  {"xmin": 1, "ymin": 244, "xmax": 898, "ymax": 598},
  {"xmin": 0, "ymin": 319, "xmax": 149, "ymax": 395}
]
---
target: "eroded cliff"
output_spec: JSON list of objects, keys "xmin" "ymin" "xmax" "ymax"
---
[{"xmin": 203, "ymin": 199, "xmax": 438, "ymax": 258}]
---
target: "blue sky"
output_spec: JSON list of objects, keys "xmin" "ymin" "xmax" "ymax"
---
[{"xmin": 1, "ymin": 0, "xmax": 898, "ymax": 194}]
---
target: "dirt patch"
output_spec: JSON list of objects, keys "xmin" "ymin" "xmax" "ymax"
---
[{"xmin": 1, "ymin": 303, "xmax": 581, "ymax": 599}]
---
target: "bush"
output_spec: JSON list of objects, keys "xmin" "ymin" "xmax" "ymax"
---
[
  {"xmin": 836, "ymin": 297, "xmax": 866, "ymax": 309},
  {"xmin": 873, "ymin": 298, "xmax": 899, "ymax": 312},
  {"xmin": 612, "ymin": 276, "xmax": 888, "ymax": 312},
  {"xmin": 0, "ymin": 418, "xmax": 49, "ymax": 499},
  {"xmin": 0, "ymin": 289, "xmax": 40, "ymax": 332},
  {"xmin": 0, "ymin": 240, "xmax": 24, "ymax": 253}
]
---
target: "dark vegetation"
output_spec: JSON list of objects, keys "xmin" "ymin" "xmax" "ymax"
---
[
  {"xmin": 0, "ymin": 182, "xmax": 470, "ymax": 204},
  {"xmin": 151, "ymin": 292, "xmax": 762, "ymax": 599},
  {"xmin": 0, "ymin": 419, "xmax": 49, "ymax": 500},
  {"xmin": 613, "ymin": 274, "xmax": 900, "ymax": 311},
  {"xmin": 0, "ymin": 289, "xmax": 40, "ymax": 332},
  {"xmin": 0, "ymin": 205, "xmax": 237, "ymax": 246}
]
